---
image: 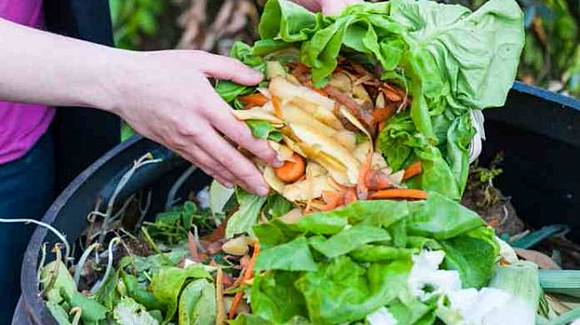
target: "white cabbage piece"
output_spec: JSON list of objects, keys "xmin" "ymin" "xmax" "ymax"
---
[{"xmin": 408, "ymin": 250, "xmax": 462, "ymax": 302}]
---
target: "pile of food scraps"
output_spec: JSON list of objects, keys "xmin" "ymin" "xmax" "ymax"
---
[{"xmin": 35, "ymin": 0, "xmax": 580, "ymax": 324}]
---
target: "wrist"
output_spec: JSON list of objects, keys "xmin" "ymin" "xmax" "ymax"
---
[{"xmin": 95, "ymin": 49, "xmax": 140, "ymax": 115}]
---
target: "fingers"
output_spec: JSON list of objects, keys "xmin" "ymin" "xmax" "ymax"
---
[
  {"xmin": 205, "ymin": 92, "xmax": 281, "ymax": 168},
  {"xmin": 193, "ymin": 124, "xmax": 271, "ymax": 196},
  {"xmin": 320, "ymin": 0, "xmax": 361, "ymax": 15},
  {"xmin": 196, "ymin": 52, "xmax": 263, "ymax": 86},
  {"xmin": 172, "ymin": 142, "xmax": 236, "ymax": 188}
]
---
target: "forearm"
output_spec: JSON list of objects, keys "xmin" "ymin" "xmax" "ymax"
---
[{"xmin": 0, "ymin": 18, "xmax": 126, "ymax": 111}]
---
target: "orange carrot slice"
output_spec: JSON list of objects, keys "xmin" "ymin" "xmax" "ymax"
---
[
  {"xmin": 403, "ymin": 162, "xmax": 422, "ymax": 181},
  {"xmin": 320, "ymin": 191, "xmax": 344, "ymax": 211},
  {"xmin": 369, "ymin": 189, "xmax": 428, "ymax": 201},
  {"xmin": 228, "ymin": 243, "xmax": 260, "ymax": 319},
  {"xmin": 372, "ymin": 107, "xmax": 396, "ymax": 124},
  {"xmin": 239, "ymin": 93, "xmax": 269, "ymax": 108},
  {"xmin": 365, "ymin": 171, "xmax": 392, "ymax": 191},
  {"xmin": 274, "ymin": 153, "xmax": 305, "ymax": 183}
]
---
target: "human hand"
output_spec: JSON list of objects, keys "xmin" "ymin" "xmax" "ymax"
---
[
  {"xmin": 292, "ymin": 0, "xmax": 362, "ymax": 15},
  {"xmin": 110, "ymin": 50, "xmax": 281, "ymax": 196}
]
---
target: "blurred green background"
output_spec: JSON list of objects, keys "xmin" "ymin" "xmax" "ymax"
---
[
  {"xmin": 109, "ymin": 0, "xmax": 578, "ymax": 96},
  {"xmin": 110, "ymin": 0, "xmax": 578, "ymax": 141}
]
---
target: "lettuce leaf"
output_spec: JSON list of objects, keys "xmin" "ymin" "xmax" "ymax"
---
[
  {"xmin": 225, "ymin": 189, "xmax": 268, "ymax": 239},
  {"xmin": 253, "ymin": 0, "xmax": 524, "ymax": 199},
  {"xmin": 309, "ymin": 225, "xmax": 391, "ymax": 258},
  {"xmin": 255, "ymin": 236, "xmax": 318, "ymax": 272},
  {"xmin": 250, "ymin": 271, "xmax": 309, "ymax": 323},
  {"xmin": 295, "ymin": 258, "xmax": 411, "ymax": 325},
  {"xmin": 438, "ymin": 227, "xmax": 500, "ymax": 288}
]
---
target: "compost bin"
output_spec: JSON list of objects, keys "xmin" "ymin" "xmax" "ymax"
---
[{"xmin": 11, "ymin": 82, "xmax": 580, "ymax": 324}]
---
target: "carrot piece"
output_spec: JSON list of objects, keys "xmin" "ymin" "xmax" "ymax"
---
[
  {"xmin": 271, "ymin": 95, "xmax": 283, "ymax": 118},
  {"xmin": 320, "ymin": 191, "xmax": 344, "ymax": 211},
  {"xmin": 403, "ymin": 162, "xmax": 422, "ymax": 181},
  {"xmin": 343, "ymin": 188, "xmax": 358, "ymax": 205},
  {"xmin": 228, "ymin": 243, "xmax": 260, "ymax": 319},
  {"xmin": 365, "ymin": 171, "xmax": 392, "ymax": 191},
  {"xmin": 369, "ymin": 189, "xmax": 428, "ymax": 201},
  {"xmin": 274, "ymin": 153, "xmax": 305, "ymax": 183},
  {"xmin": 239, "ymin": 93, "xmax": 269, "ymax": 108},
  {"xmin": 372, "ymin": 107, "xmax": 396, "ymax": 124}
]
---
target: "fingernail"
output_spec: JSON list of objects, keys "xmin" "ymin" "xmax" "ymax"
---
[
  {"xmin": 222, "ymin": 181, "xmax": 234, "ymax": 189},
  {"xmin": 257, "ymin": 186, "xmax": 270, "ymax": 196},
  {"xmin": 272, "ymin": 160, "xmax": 284, "ymax": 168}
]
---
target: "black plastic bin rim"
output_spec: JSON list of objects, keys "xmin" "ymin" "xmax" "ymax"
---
[{"xmin": 18, "ymin": 136, "xmax": 143, "ymax": 325}]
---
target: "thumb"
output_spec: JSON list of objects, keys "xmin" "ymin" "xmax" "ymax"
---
[
  {"xmin": 198, "ymin": 52, "xmax": 263, "ymax": 86},
  {"xmin": 321, "ymin": 0, "xmax": 361, "ymax": 15}
]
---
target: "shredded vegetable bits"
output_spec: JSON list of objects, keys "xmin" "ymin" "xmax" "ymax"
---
[
  {"xmin": 228, "ymin": 242, "xmax": 260, "ymax": 319},
  {"xmin": 233, "ymin": 61, "xmax": 429, "ymax": 212}
]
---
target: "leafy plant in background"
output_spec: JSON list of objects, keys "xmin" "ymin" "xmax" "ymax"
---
[
  {"xmin": 518, "ymin": 0, "xmax": 579, "ymax": 97},
  {"xmin": 109, "ymin": 0, "xmax": 167, "ymax": 50}
]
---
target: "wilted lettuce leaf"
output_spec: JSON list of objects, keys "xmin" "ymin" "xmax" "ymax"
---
[
  {"xmin": 246, "ymin": 120, "xmax": 284, "ymax": 142},
  {"xmin": 255, "ymin": 236, "xmax": 318, "ymax": 272},
  {"xmin": 407, "ymin": 192, "xmax": 483, "ymax": 239},
  {"xmin": 263, "ymin": 194, "xmax": 293, "ymax": 219},
  {"xmin": 309, "ymin": 225, "xmax": 391, "ymax": 258},
  {"xmin": 296, "ymin": 214, "xmax": 348, "ymax": 235},
  {"xmin": 46, "ymin": 301, "xmax": 72, "ymax": 325},
  {"xmin": 250, "ymin": 271, "xmax": 309, "ymax": 323},
  {"xmin": 349, "ymin": 245, "xmax": 418, "ymax": 263},
  {"xmin": 231, "ymin": 314, "xmax": 311, "ymax": 325},
  {"xmin": 438, "ymin": 227, "xmax": 500, "ymax": 288},
  {"xmin": 114, "ymin": 297, "xmax": 159, "ymax": 325},
  {"xmin": 305, "ymin": 199, "xmax": 410, "ymax": 227},
  {"xmin": 295, "ymin": 258, "xmax": 412, "ymax": 324},
  {"xmin": 215, "ymin": 42, "xmax": 266, "ymax": 103},
  {"xmin": 388, "ymin": 298, "xmax": 434, "ymax": 325},
  {"xmin": 226, "ymin": 189, "xmax": 268, "ymax": 239},
  {"xmin": 177, "ymin": 279, "xmax": 216, "ymax": 325},
  {"xmin": 254, "ymin": 219, "xmax": 302, "ymax": 249},
  {"xmin": 149, "ymin": 266, "xmax": 212, "ymax": 323}
]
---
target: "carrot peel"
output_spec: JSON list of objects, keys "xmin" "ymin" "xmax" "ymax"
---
[
  {"xmin": 239, "ymin": 93, "xmax": 268, "ymax": 108},
  {"xmin": 369, "ymin": 189, "xmax": 428, "ymax": 201},
  {"xmin": 274, "ymin": 153, "xmax": 305, "ymax": 183},
  {"xmin": 403, "ymin": 162, "xmax": 422, "ymax": 181},
  {"xmin": 228, "ymin": 243, "xmax": 260, "ymax": 319}
]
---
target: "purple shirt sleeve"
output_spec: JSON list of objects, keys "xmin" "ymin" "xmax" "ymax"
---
[{"xmin": 0, "ymin": 0, "xmax": 55, "ymax": 164}]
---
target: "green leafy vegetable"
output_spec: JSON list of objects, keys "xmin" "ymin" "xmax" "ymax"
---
[
  {"xmin": 149, "ymin": 266, "xmax": 212, "ymax": 323},
  {"xmin": 407, "ymin": 192, "xmax": 483, "ymax": 239},
  {"xmin": 178, "ymin": 279, "xmax": 216, "ymax": 325},
  {"xmin": 439, "ymin": 227, "xmax": 500, "ymax": 288},
  {"xmin": 309, "ymin": 225, "xmax": 391, "ymax": 258},
  {"xmin": 250, "ymin": 271, "xmax": 308, "ymax": 323},
  {"xmin": 226, "ymin": 189, "xmax": 268, "ymax": 239},
  {"xmin": 114, "ymin": 297, "xmax": 160, "ymax": 325},
  {"xmin": 295, "ymin": 258, "xmax": 412, "ymax": 324},
  {"xmin": 296, "ymin": 214, "xmax": 347, "ymax": 235},
  {"xmin": 255, "ymin": 236, "xmax": 318, "ymax": 272}
]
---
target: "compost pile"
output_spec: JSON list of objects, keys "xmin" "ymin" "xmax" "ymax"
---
[{"xmin": 37, "ymin": 0, "xmax": 580, "ymax": 324}]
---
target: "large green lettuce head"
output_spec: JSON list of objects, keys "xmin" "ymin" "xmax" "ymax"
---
[{"xmin": 219, "ymin": 0, "xmax": 525, "ymax": 200}]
